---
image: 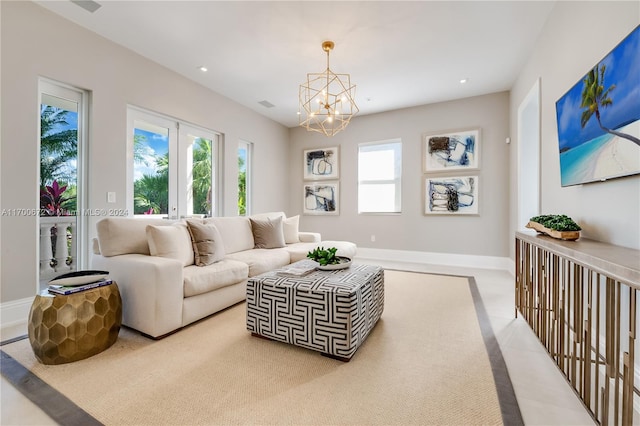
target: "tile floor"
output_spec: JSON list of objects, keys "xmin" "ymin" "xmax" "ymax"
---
[{"xmin": 1, "ymin": 259, "xmax": 596, "ymax": 425}]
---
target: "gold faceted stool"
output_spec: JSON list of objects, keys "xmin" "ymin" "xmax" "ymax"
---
[{"xmin": 28, "ymin": 282, "xmax": 122, "ymax": 365}]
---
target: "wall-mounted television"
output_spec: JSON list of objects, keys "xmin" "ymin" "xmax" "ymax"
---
[{"xmin": 555, "ymin": 25, "xmax": 640, "ymax": 187}]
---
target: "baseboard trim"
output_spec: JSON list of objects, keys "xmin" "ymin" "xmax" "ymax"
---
[
  {"xmin": 356, "ymin": 247, "xmax": 512, "ymax": 271},
  {"xmin": 1, "ymin": 297, "xmax": 32, "ymax": 337}
]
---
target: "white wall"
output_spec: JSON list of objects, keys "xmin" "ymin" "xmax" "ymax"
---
[
  {"xmin": 510, "ymin": 1, "xmax": 640, "ymax": 256},
  {"xmin": 289, "ymin": 92, "xmax": 511, "ymax": 257},
  {"xmin": 0, "ymin": 1, "xmax": 289, "ymax": 303}
]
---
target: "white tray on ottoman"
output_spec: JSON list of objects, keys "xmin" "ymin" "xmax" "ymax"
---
[{"xmin": 246, "ymin": 261, "xmax": 384, "ymax": 361}]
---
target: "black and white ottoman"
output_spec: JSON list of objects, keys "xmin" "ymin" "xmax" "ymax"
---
[{"xmin": 246, "ymin": 262, "xmax": 384, "ymax": 361}]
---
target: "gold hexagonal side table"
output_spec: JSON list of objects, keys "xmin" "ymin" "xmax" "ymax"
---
[{"xmin": 28, "ymin": 282, "xmax": 122, "ymax": 365}]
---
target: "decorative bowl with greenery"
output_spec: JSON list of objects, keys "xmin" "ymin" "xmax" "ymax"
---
[
  {"xmin": 526, "ymin": 214, "xmax": 582, "ymax": 241},
  {"xmin": 529, "ymin": 214, "xmax": 582, "ymax": 231},
  {"xmin": 307, "ymin": 247, "xmax": 352, "ymax": 270},
  {"xmin": 307, "ymin": 246, "xmax": 341, "ymax": 266}
]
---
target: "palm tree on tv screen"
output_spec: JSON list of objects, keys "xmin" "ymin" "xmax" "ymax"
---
[{"xmin": 580, "ymin": 64, "xmax": 640, "ymax": 146}]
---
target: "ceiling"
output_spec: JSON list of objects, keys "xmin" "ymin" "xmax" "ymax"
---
[{"xmin": 35, "ymin": 1, "xmax": 556, "ymax": 128}]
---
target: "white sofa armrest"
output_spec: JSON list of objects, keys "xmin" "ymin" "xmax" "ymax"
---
[
  {"xmin": 92, "ymin": 253, "xmax": 184, "ymax": 338},
  {"xmin": 298, "ymin": 232, "xmax": 321, "ymax": 243}
]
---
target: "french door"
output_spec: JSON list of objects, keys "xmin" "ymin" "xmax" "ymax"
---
[
  {"xmin": 38, "ymin": 79, "xmax": 88, "ymax": 284},
  {"xmin": 127, "ymin": 107, "xmax": 221, "ymax": 218}
]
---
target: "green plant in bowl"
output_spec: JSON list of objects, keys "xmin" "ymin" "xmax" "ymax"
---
[
  {"xmin": 529, "ymin": 214, "xmax": 582, "ymax": 231},
  {"xmin": 307, "ymin": 246, "xmax": 340, "ymax": 266}
]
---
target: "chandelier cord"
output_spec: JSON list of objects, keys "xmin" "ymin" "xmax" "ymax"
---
[{"xmin": 325, "ymin": 50, "xmax": 331, "ymax": 111}]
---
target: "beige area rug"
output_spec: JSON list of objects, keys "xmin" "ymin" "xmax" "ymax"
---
[{"xmin": 2, "ymin": 270, "xmax": 521, "ymax": 425}]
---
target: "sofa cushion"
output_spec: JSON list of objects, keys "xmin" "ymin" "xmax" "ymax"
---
[
  {"xmin": 205, "ymin": 216, "xmax": 254, "ymax": 254},
  {"xmin": 97, "ymin": 217, "xmax": 172, "ymax": 257},
  {"xmin": 146, "ymin": 223, "xmax": 195, "ymax": 267},
  {"xmin": 283, "ymin": 215, "xmax": 300, "ymax": 244},
  {"xmin": 250, "ymin": 216, "xmax": 286, "ymax": 249},
  {"xmin": 186, "ymin": 220, "xmax": 225, "ymax": 266},
  {"xmin": 226, "ymin": 248, "xmax": 290, "ymax": 277},
  {"xmin": 183, "ymin": 259, "xmax": 248, "ymax": 298}
]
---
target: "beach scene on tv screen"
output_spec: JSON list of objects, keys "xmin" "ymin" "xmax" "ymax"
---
[{"xmin": 555, "ymin": 25, "xmax": 640, "ymax": 187}]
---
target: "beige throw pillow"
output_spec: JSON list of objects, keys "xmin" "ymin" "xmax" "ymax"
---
[
  {"xmin": 250, "ymin": 216, "xmax": 286, "ymax": 249},
  {"xmin": 186, "ymin": 220, "xmax": 226, "ymax": 266},
  {"xmin": 146, "ymin": 223, "xmax": 195, "ymax": 267},
  {"xmin": 283, "ymin": 215, "xmax": 300, "ymax": 244}
]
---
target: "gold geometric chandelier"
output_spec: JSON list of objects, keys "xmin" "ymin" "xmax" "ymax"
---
[{"xmin": 299, "ymin": 41, "xmax": 359, "ymax": 137}]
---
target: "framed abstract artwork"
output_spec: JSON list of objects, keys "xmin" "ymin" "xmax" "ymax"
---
[
  {"xmin": 303, "ymin": 146, "xmax": 339, "ymax": 180},
  {"xmin": 303, "ymin": 182, "xmax": 339, "ymax": 215},
  {"xmin": 424, "ymin": 175, "xmax": 479, "ymax": 215},
  {"xmin": 423, "ymin": 129, "xmax": 479, "ymax": 172}
]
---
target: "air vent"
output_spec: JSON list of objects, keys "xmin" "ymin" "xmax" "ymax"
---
[
  {"xmin": 70, "ymin": 0, "xmax": 102, "ymax": 13},
  {"xmin": 258, "ymin": 100, "xmax": 275, "ymax": 108}
]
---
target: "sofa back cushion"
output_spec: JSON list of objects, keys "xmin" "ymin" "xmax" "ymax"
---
[
  {"xmin": 96, "ymin": 217, "xmax": 172, "ymax": 257},
  {"xmin": 204, "ymin": 216, "xmax": 254, "ymax": 254},
  {"xmin": 146, "ymin": 223, "xmax": 194, "ymax": 266}
]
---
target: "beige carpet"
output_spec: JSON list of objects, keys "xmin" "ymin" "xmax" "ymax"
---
[{"xmin": 2, "ymin": 270, "xmax": 519, "ymax": 425}]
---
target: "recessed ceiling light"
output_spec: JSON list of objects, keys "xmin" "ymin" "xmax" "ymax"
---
[
  {"xmin": 460, "ymin": 78, "xmax": 468, "ymax": 84},
  {"xmin": 199, "ymin": 66, "xmax": 208, "ymax": 72}
]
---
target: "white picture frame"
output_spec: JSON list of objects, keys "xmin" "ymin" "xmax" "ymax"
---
[
  {"xmin": 303, "ymin": 146, "xmax": 339, "ymax": 180},
  {"xmin": 303, "ymin": 181, "xmax": 339, "ymax": 215},
  {"xmin": 424, "ymin": 175, "xmax": 479, "ymax": 215},
  {"xmin": 423, "ymin": 129, "xmax": 480, "ymax": 172}
]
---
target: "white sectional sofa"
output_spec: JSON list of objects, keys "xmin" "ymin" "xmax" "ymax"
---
[{"xmin": 91, "ymin": 212, "xmax": 356, "ymax": 338}]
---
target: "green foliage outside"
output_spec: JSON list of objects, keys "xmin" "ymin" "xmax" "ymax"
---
[
  {"xmin": 42, "ymin": 107, "xmax": 242, "ymax": 218},
  {"xmin": 192, "ymin": 138, "xmax": 213, "ymax": 215},
  {"xmin": 238, "ymin": 155, "xmax": 246, "ymax": 215},
  {"xmin": 40, "ymin": 105, "xmax": 77, "ymax": 215},
  {"xmin": 133, "ymin": 136, "xmax": 213, "ymax": 215}
]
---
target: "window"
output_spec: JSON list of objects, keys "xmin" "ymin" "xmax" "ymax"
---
[
  {"xmin": 238, "ymin": 141, "xmax": 252, "ymax": 216},
  {"xmin": 358, "ymin": 140, "xmax": 402, "ymax": 213},
  {"xmin": 131, "ymin": 114, "xmax": 174, "ymax": 215},
  {"xmin": 127, "ymin": 107, "xmax": 221, "ymax": 218},
  {"xmin": 180, "ymin": 124, "xmax": 219, "ymax": 217}
]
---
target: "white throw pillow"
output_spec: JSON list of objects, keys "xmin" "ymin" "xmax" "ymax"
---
[
  {"xmin": 283, "ymin": 215, "xmax": 300, "ymax": 244},
  {"xmin": 146, "ymin": 223, "xmax": 195, "ymax": 267}
]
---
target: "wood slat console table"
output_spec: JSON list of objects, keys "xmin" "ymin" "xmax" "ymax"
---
[{"xmin": 515, "ymin": 231, "xmax": 640, "ymax": 425}]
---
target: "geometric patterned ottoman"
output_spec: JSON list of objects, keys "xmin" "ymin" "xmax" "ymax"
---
[{"xmin": 247, "ymin": 262, "xmax": 384, "ymax": 361}]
